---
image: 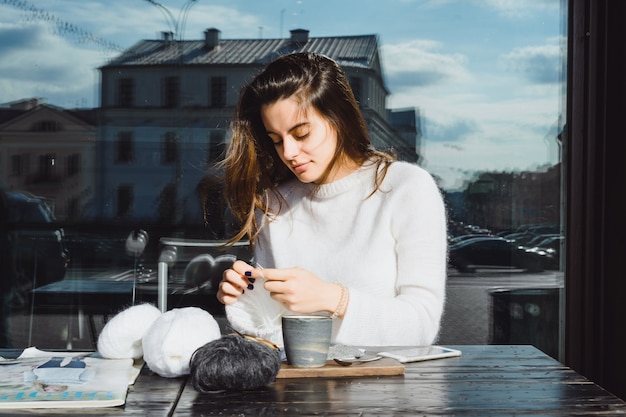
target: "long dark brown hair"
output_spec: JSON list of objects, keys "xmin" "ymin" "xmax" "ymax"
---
[{"xmin": 219, "ymin": 52, "xmax": 394, "ymax": 245}]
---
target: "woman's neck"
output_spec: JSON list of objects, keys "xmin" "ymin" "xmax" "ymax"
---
[{"xmin": 315, "ymin": 156, "xmax": 361, "ymax": 184}]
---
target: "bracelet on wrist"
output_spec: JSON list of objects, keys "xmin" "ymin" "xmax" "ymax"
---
[{"xmin": 330, "ymin": 283, "xmax": 349, "ymax": 319}]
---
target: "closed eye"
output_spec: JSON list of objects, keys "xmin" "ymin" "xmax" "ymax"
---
[
  {"xmin": 292, "ymin": 124, "xmax": 311, "ymax": 140},
  {"xmin": 266, "ymin": 122, "xmax": 310, "ymax": 145},
  {"xmin": 294, "ymin": 132, "xmax": 309, "ymax": 140},
  {"xmin": 267, "ymin": 134, "xmax": 282, "ymax": 145}
]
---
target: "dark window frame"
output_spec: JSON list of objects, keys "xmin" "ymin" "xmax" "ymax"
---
[
  {"xmin": 163, "ymin": 76, "xmax": 180, "ymax": 108},
  {"xmin": 210, "ymin": 76, "xmax": 227, "ymax": 107},
  {"xmin": 11, "ymin": 154, "xmax": 22, "ymax": 176},
  {"xmin": 37, "ymin": 153, "xmax": 57, "ymax": 179},
  {"xmin": 565, "ymin": 0, "xmax": 626, "ymax": 400},
  {"xmin": 116, "ymin": 78, "xmax": 135, "ymax": 108},
  {"xmin": 116, "ymin": 131, "xmax": 134, "ymax": 163},
  {"xmin": 67, "ymin": 153, "xmax": 80, "ymax": 177},
  {"xmin": 32, "ymin": 120, "xmax": 60, "ymax": 132},
  {"xmin": 162, "ymin": 131, "xmax": 179, "ymax": 164},
  {"xmin": 207, "ymin": 130, "xmax": 226, "ymax": 163},
  {"xmin": 349, "ymin": 76, "xmax": 362, "ymax": 104},
  {"xmin": 116, "ymin": 184, "xmax": 133, "ymax": 217}
]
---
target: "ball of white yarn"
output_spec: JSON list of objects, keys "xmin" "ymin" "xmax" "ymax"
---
[
  {"xmin": 97, "ymin": 303, "xmax": 162, "ymax": 359},
  {"xmin": 142, "ymin": 307, "xmax": 221, "ymax": 378}
]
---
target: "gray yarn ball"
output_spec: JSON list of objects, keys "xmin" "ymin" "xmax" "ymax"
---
[{"xmin": 189, "ymin": 334, "xmax": 281, "ymax": 392}]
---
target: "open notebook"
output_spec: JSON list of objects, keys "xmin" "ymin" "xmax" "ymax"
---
[{"xmin": 0, "ymin": 348, "xmax": 138, "ymax": 409}]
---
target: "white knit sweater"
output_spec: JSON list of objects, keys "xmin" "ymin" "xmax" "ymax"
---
[{"xmin": 225, "ymin": 159, "xmax": 447, "ymax": 346}]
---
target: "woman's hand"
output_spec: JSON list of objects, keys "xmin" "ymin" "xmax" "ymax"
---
[
  {"xmin": 217, "ymin": 260, "xmax": 257, "ymax": 305},
  {"xmin": 218, "ymin": 263, "xmax": 348, "ymax": 317},
  {"xmin": 259, "ymin": 267, "xmax": 343, "ymax": 315}
]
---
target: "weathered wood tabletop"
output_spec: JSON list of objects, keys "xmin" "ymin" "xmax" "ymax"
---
[{"xmin": 2, "ymin": 345, "xmax": 626, "ymax": 416}]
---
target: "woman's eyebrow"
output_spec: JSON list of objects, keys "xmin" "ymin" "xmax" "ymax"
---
[{"xmin": 266, "ymin": 122, "xmax": 309, "ymax": 135}]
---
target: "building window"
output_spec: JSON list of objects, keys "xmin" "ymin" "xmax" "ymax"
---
[
  {"xmin": 163, "ymin": 76, "xmax": 180, "ymax": 108},
  {"xmin": 162, "ymin": 132, "xmax": 179, "ymax": 164},
  {"xmin": 349, "ymin": 77, "xmax": 362, "ymax": 104},
  {"xmin": 116, "ymin": 185, "xmax": 133, "ymax": 217},
  {"xmin": 210, "ymin": 76, "xmax": 227, "ymax": 107},
  {"xmin": 67, "ymin": 196, "xmax": 80, "ymax": 219},
  {"xmin": 158, "ymin": 183, "xmax": 176, "ymax": 223},
  {"xmin": 11, "ymin": 154, "xmax": 23, "ymax": 176},
  {"xmin": 31, "ymin": 120, "xmax": 60, "ymax": 132},
  {"xmin": 116, "ymin": 132, "xmax": 134, "ymax": 163},
  {"xmin": 117, "ymin": 78, "xmax": 135, "ymax": 107},
  {"xmin": 37, "ymin": 153, "xmax": 57, "ymax": 180},
  {"xmin": 207, "ymin": 130, "xmax": 226, "ymax": 162},
  {"xmin": 67, "ymin": 153, "xmax": 80, "ymax": 176}
]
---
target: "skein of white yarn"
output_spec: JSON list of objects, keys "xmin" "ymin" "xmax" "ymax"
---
[
  {"xmin": 97, "ymin": 303, "xmax": 162, "ymax": 359},
  {"xmin": 142, "ymin": 307, "xmax": 221, "ymax": 378}
]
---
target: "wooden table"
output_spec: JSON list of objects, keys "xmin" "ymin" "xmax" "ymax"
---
[{"xmin": 2, "ymin": 346, "xmax": 626, "ymax": 416}]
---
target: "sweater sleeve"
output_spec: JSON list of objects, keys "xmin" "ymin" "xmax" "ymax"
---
[{"xmin": 334, "ymin": 166, "xmax": 448, "ymax": 346}]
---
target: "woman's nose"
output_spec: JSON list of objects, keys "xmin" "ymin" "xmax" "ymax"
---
[{"xmin": 282, "ymin": 136, "xmax": 300, "ymax": 160}]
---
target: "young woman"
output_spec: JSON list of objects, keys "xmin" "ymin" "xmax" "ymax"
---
[{"xmin": 216, "ymin": 52, "xmax": 447, "ymax": 346}]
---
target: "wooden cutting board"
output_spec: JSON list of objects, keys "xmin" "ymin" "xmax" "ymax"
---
[{"xmin": 276, "ymin": 357, "xmax": 404, "ymax": 378}]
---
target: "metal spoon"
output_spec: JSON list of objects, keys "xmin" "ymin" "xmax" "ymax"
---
[{"xmin": 333, "ymin": 355, "xmax": 382, "ymax": 366}]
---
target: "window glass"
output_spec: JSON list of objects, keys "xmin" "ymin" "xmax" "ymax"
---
[
  {"xmin": 117, "ymin": 78, "xmax": 135, "ymax": 108},
  {"xmin": 163, "ymin": 76, "xmax": 180, "ymax": 108},
  {"xmin": 162, "ymin": 132, "xmax": 179, "ymax": 164},
  {"xmin": 116, "ymin": 132, "xmax": 134, "ymax": 163},
  {"xmin": 0, "ymin": 1, "xmax": 565, "ymax": 353},
  {"xmin": 210, "ymin": 76, "xmax": 227, "ymax": 107}
]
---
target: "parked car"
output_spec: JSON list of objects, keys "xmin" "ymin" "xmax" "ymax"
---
[
  {"xmin": 505, "ymin": 224, "xmax": 560, "ymax": 245},
  {"xmin": 522, "ymin": 236, "xmax": 564, "ymax": 270},
  {"xmin": 448, "ymin": 234, "xmax": 499, "ymax": 245},
  {"xmin": 448, "ymin": 237, "xmax": 542, "ymax": 273},
  {"xmin": 517, "ymin": 233, "xmax": 561, "ymax": 250},
  {"xmin": 5, "ymin": 191, "xmax": 69, "ymax": 308}
]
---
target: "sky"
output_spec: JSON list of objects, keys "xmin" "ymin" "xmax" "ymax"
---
[{"xmin": 0, "ymin": 0, "xmax": 566, "ymax": 190}]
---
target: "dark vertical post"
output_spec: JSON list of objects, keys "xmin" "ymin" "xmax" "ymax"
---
[{"xmin": 566, "ymin": 0, "xmax": 626, "ymax": 400}]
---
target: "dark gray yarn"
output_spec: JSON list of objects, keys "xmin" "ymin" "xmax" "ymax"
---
[{"xmin": 189, "ymin": 334, "xmax": 281, "ymax": 392}]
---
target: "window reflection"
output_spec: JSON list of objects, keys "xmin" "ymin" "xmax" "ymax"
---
[
  {"xmin": 0, "ymin": 1, "xmax": 564, "ymax": 351},
  {"xmin": 116, "ymin": 78, "xmax": 135, "ymax": 108}
]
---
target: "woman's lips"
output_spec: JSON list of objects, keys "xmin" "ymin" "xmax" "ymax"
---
[{"xmin": 292, "ymin": 162, "xmax": 310, "ymax": 174}]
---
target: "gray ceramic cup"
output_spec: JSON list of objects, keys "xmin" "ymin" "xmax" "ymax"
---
[{"xmin": 282, "ymin": 315, "xmax": 332, "ymax": 368}]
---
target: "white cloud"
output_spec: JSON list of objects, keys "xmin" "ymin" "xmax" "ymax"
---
[
  {"xmin": 177, "ymin": 5, "xmax": 262, "ymax": 39},
  {"xmin": 500, "ymin": 37, "xmax": 565, "ymax": 84},
  {"xmin": 387, "ymin": 67, "xmax": 561, "ymax": 189},
  {"xmin": 382, "ymin": 40, "xmax": 471, "ymax": 87},
  {"xmin": 0, "ymin": 20, "xmax": 102, "ymax": 107},
  {"xmin": 397, "ymin": 0, "xmax": 456, "ymax": 7},
  {"xmin": 45, "ymin": 1, "xmax": 263, "ymax": 45},
  {"xmin": 391, "ymin": 75, "xmax": 560, "ymax": 144},
  {"xmin": 396, "ymin": 0, "xmax": 559, "ymax": 19},
  {"xmin": 478, "ymin": 0, "xmax": 559, "ymax": 19},
  {"xmin": 0, "ymin": 1, "xmax": 563, "ymax": 191},
  {"xmin": 0, "ymin": 2, "xmax": 264, "ymax": 107}
]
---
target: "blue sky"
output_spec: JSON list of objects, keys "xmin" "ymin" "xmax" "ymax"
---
[{"xmin": 0, "ymin": 0, "xmax": 565, "ymax": 190}]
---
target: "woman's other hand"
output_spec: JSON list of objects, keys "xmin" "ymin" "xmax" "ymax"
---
[{"xmin": 217, "ymin": 260, "xmax": 259, "ymax": 305}]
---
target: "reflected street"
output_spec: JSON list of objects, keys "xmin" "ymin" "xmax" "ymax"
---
[
  {"xmin": 447, "ymin": 268, "xmax": 563, "ymax": 288},
  {"xmin": 7, "ymin": 267, "xmax": 563, "ymax": 350},
  {"xmin": 438, "ymin": 268, "xmax": 563, "ymax": 346}
]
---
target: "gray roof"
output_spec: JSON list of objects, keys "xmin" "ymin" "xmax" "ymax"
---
[{"xmin": 103, "ymin": 33, "xmax": 381, "ymax": 73}]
